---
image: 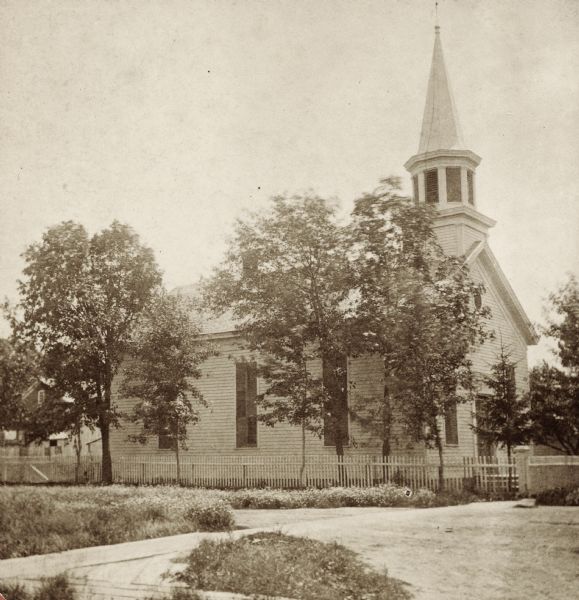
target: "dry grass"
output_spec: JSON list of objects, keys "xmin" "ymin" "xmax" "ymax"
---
[
  {"xmin": 175, "ymin": 532, "xmax": 411, "ymax": 600},
  {"xmin": 0, "ymin": 486, "xmax": 233, "ymax": 559}
]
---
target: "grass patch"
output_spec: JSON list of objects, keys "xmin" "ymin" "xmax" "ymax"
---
[
  {"xmin": 223, "ymin": 485, "xmax": 480, "ymax": 509},
  {"xmin": 1, "ymin": 574, "xmax": 76, "ymax": 600},
  {"xmin": 0, "ymin": 482, "xmax": 481, "ymax": 559},
  {"xmin": 174, "ymin": 532, "xmax": 410, "ymax": 599},
  {"xmin": 0, "ymin": 486, "xmax": 234, "ymax": 559}
]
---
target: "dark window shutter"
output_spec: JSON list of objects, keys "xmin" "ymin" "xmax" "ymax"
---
[
  {"xmin": 236, "ymin": 363, "xmax": 246, "ymax": 418},
  {"xmin": 425, "ymin": 169, "xmax": 439, "ymax": 204},
  {"xmin": 247, "ymin": 416, "xmax": 257, "ymax": 446},
  {"xmin": 236, "ymin": 362, "xmax": 258, "ymax": 447},
  {"xmin": 323, "ymin": 356, "xmax": 349, "ymax": 447},
  {"xmin": 445, "ymin": 404, "xmax": 459, "ymax": 445},
  {"xmin": 158, "ymin": 427, "xmax": 173, "ymax": 450},
  {"xmin": 446, "ymin": 167, "xmax": 462, "ymax": 203}
]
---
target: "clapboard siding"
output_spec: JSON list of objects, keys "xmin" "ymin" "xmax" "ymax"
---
[
  {"xmin": 433, "ymin": 224, "xmax": 458, "ymax": 255},
  {"xmin": 111, "ymin": 339, "xmax": 363, "ymax": 457},
  {"xmin": 463, "ymin": 225, "xmax": 486, "ymax": 250}
]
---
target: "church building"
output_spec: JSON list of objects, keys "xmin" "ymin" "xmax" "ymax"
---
[{"xmin": 110, "ymin": 25, "xmax": 537, "ymax": 466}]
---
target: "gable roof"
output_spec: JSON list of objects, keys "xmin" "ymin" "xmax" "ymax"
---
[{"xmin": 466, "ymin": 242, "xmax": 538, "ymax": 345}]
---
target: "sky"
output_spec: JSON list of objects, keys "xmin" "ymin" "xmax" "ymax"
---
[{"xmin": 0, "ymin": 0, "xmax": 578, "ymax": 367}]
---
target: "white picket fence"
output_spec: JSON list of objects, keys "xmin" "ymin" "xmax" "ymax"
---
[
  {"xmin": 0, "ymin": 453, "xmax": 517, "ymax": 492},
  {"xmin": 0, "ymin": 455, "xmax": 102, "ymax": 484}
]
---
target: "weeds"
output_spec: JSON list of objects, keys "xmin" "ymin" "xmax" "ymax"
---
[
  {"xmin": 0, "ymin": 486, "xmax": 234, "ymax": 559},
  {"xmin": 175, "ymin": 532, "xmax": 411, "ymax": 599},
  {"xmin": 0, "ymin": 574, "xmax": 76, "ymax": 600}
]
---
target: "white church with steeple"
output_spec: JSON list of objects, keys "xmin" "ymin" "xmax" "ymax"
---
[
  {"xmin": 404, "ymin": 24, "xmax": 537, "ymax": 459},
  {"xmin": 111, "ymin": 23, "xmax": 538, "ymax": 468}
]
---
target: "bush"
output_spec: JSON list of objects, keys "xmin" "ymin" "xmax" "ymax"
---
[
  {"xmin": 35, "ymin": 575, "xmax": 76, "ymax": 600},
  {"xmin": 0, "ymin": 575, "xmax": 76, "ymax": 600},
  {"xmin": 534, "ymin": 486, "xmax": 579, "ymax": 506},
  {"xmin": 185, "ymin": 500, "xmax": 234, "ymax": 531},
  {"xmin": 0, "ymin": 582, "xmax": 32, "ymax": 600},
  {"xmin": 565, "ymin": 488, "xmax": 579, "ymax": 506},
  {"xmin": 176, "ymin": 532, "xmax": 411, "ymax": 600},
  {"xmin": 224, "ymin": 484, "xmax": 448, "ymax": 510}
]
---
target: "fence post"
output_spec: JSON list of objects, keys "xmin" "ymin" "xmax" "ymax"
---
[{"xmin": 514, "ymin": 446, "xmax": 530, "ymax": 496}]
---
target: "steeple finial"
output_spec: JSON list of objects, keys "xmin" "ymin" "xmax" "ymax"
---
[{"xmin": 435, "ymin": 1, "xmax": 440, "ymax": 33}]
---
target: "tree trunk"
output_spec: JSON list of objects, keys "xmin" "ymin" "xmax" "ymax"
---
[
  {"xmin": 100, "ymin": 417, "xmax": 112, "ymax": 484},
  {"xmin": 299, "ymin": 421, "xmax": 307, "ymax": 488},
  {"xmin": 175, "ymin": 442, "xmax": 181, "ymax": 485},
  {"xmin": 334, "ymin": 416, "xmax": 346, "ymax": 486},
  {"xmin": 73, "ymin": 426, "xmax": 82, "ymax": 484},
  {"xmin": 382, "ymin": 380, "xmax": 392, "ymax": 483},
  {"xmin": 100, "ymin": 366, "xmax": 114, "ymax": 484},
  {"xmin": 435, "ymin": 425, "xmax": 445, "ymax": 492},
  {"xmin": 506, "ymin": 443, "xmax": 512, "ymax": 493}
]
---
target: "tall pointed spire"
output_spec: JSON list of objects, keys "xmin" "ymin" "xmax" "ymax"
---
[
  {"xmin": 418, "ymin": 25, "xmax": 465, "ymax": 153},
  {"xmin": 405, "ymin": 20, "xmax": 481, "ymax": 211}
]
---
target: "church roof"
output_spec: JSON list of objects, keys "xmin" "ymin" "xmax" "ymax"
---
[
  {"xmin": 418, "ymin": 26, "xmax": 465, "ymax": 154},
  {"xmin": 465, "ymin": 242, "xmax": 539, "ymax": 345},
  {"xmin": 173, "ymin": 283, "xmax": 238, "ymax": 335}
]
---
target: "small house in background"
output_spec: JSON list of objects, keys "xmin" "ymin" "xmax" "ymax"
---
[
  {"xmin": 110, "ymin": 25, "xmax": 537, "ymax": 464},
  {"xmin": 0, "ymin": 381, "xmax": 100, "ymax": 457}
]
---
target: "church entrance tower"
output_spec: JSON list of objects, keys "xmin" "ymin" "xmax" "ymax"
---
[
  {"xmin": 404, "ymin": 25, "xmax": 495, "ymax": 257},
  {"xmin": 404, "ymin": 23, "xmax": 537, "ymax": 460}
]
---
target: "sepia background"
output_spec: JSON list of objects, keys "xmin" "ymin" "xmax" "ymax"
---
[{"xmin": 1, "ymin": 0, "xmax": 578, "ymax": 365}]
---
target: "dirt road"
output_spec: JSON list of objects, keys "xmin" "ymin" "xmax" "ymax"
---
[{"xmin": 235, "ymin": 502, "xmax": 579, "ymax": 600}]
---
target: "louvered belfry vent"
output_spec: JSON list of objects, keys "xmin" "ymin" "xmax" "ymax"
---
[
  {"xmin": 467, "ymin": 170, "xmax": 475, "ymax": 205},
  {"xmin": 446, "ymin": 167, "xmax": 462, "ymax": 203},
  {"xmin": 425, "ymin": 168, "xmax": 439, "ymax": 204}
]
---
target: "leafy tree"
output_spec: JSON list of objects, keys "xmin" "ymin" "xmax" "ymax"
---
[
  {"xmin": 0, "ymin": 338, "xmax": 38, "ymax": 431},
  {"xmin": 348, "ymin": 178, "xmax": 441, "ymax": 458},
  {"xmin": 528, "ymin": 275, "xmax": 579, "ymax": 454},
  {"xmin": 121, "ymin": 293, "xmax": 213, "ymax": 482},
  {"xmin": 204, "ymin": 194, "xmax": 353, "ymax": 469},
  {"xmin": 395, "ymin": 263, "xmax": 488, "ymax": 490},
  {"xmin": 471, "ymin": 345, "xmax": 530, "ymax": 489},
  {"xmin": 348, "ymin": 179, "xmax": 489, "ymax": 489},
  {"xmin": 13, "ymin": 221, "xmax": 161, "ymax": 483}
]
